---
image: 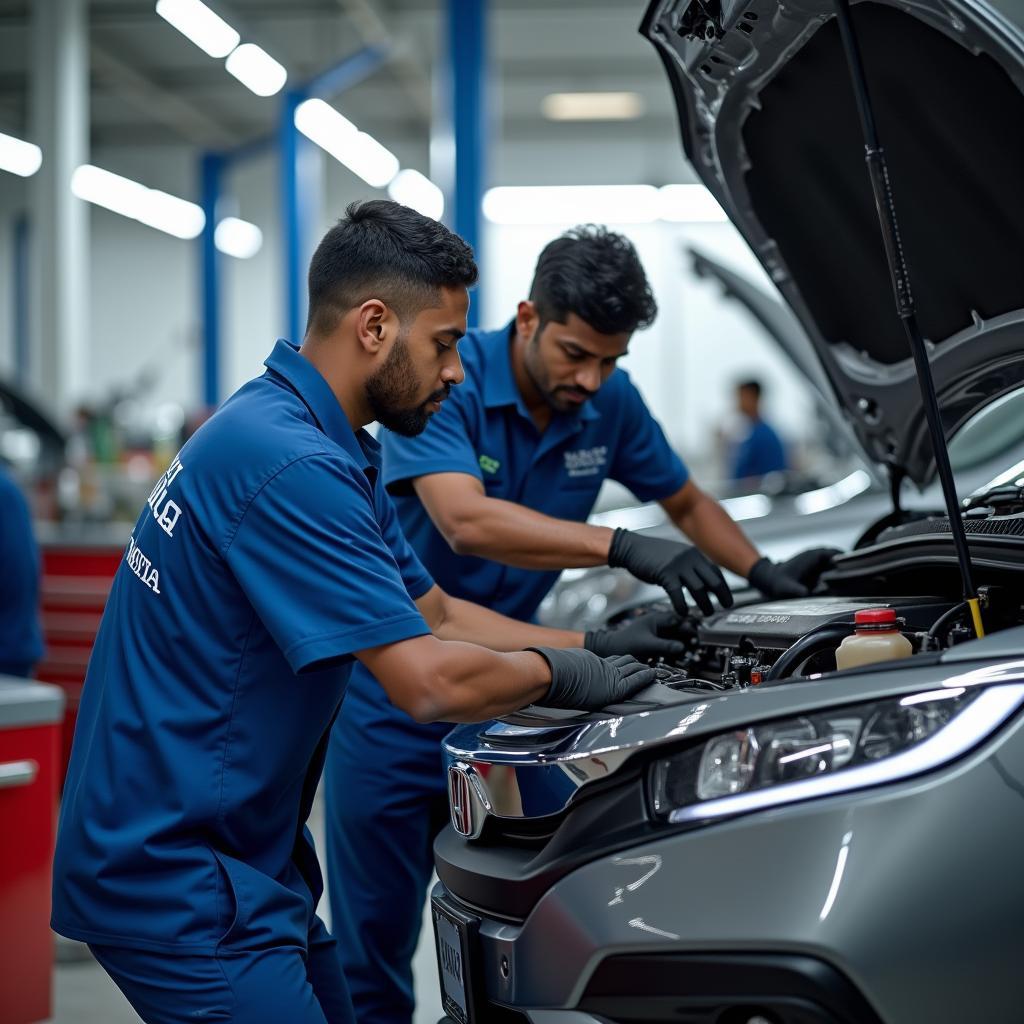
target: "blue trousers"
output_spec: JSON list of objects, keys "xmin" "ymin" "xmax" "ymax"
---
[
  {"xmin": 89, "ymin": 916, "xmax": 353, "ymax": 1024},
  {"xmin": 325, "ymin": 670, "xmax": 451, "ymax": 1024}
]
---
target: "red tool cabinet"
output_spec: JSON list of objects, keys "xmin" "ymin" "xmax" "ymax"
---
[{"xmin": 0, "ymin": 677, "xmax": 64, "ymax": 1024}]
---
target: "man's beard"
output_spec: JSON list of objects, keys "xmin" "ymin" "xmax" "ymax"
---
[
  {"xmin": 524, "ymin": 335, "xmax": 593, "ymax": 414},
  {"xmin": 366, "ymin": 333, "xmax": 450, "ymax": 437}
]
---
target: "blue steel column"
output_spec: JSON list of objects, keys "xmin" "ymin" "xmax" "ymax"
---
[
  {"xmin": 200, "ymin": 152, "xmax": 223, "ymax": 408},
  {"xmin": 280, "ymin": 89, "xmax": 315, "ymax": 346},
  {"xmin": 447, "ymin": 0, "xmax": 488, "ymax": 327}
]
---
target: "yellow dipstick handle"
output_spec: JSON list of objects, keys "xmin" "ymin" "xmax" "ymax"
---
[{"xmin": 967, "ymin": 597, "xmax": 985, "ymax": 639}]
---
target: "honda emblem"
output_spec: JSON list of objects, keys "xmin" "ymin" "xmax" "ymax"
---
[{"xmin": 448, "ymin": 762, "xmax": 484, "ymax": 839}]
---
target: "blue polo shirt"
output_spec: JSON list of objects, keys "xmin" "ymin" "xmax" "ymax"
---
[
  {"xmin": 0, "ymin": 466, "xmax": 44, "ymax": 677},
  {"xmin": 731, "ymin": 417, "xmax": 788, "ymax": 481},
  {"xmin": 52, "ymin": 340, "xmax": 433, "ymax": 955},
  {"xmin": 382, "ymin": 322, "xmax": 688, "ymax": 621}
]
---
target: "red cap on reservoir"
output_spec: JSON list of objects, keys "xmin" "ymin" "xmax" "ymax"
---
[{"xmin": 855, "ymin": 607, "xmax": 898, "ymax": 629}]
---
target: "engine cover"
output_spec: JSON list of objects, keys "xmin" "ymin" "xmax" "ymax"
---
[{"xmin": 698, "ymin": 595, "xmax": 952, "ymax": 651}]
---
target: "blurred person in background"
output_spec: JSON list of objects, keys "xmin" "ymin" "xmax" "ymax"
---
[
  {"xmin": 730, "ymin": 378, "xmax": 789, "ymax": 484},
  {"xmin": 0, "ymin": 463, "xmax": 44, "ymax": 677}
]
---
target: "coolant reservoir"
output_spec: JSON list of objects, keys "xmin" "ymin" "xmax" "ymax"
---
[{"xmin": 835, "ymin": 608, "xmax": 913, "ymax": 670}]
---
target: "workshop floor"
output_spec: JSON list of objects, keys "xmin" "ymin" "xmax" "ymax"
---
[{"xmin": 44, "ymin": 790, "xmax": 445, "ymax": 1023}]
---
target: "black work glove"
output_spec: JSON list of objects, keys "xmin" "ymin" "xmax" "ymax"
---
[
  {"xmin": 584, "ymin": 609, "xmax": 689, "ymax": 662},
  {"xmin": 608, "ymin": 528, "xmax": 733, "ymax": 617},
  {"xmin": 746, "ymin": 547, "xmax": 841, "ymax": 599},
  {"xmin": 528, "ymin": 648, "xmax": 658, "ymax": 711}
]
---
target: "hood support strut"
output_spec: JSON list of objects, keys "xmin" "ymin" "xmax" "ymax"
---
[{"xmin": 832, "ymin": 0, "xmax": 984, "ymax": 637}]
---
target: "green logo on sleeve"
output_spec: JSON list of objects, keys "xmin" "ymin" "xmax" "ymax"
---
[{"xmin": 478, "ymin": 454, "xmax": 501, "ymax": 475}]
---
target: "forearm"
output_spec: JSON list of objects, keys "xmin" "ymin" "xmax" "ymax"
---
[
  {"xmin": 673, "ymin": 495, "xmax": 760, "ymax": 577},
  {"xmin": 434, "ymin": 592, "xmax": 583, "ymax": 651},
  {"xmin": 439, "ymin": 493, "xmax": 613, "ymax": 570},
  {"xmin": 357, "ymin": 635, "xmax": 551, "ymax": 723}
]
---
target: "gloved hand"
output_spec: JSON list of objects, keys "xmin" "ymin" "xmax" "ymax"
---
[
  {"xmin": 528, "ymin": 648, "xmax": 658, "ymax": 711},
  {"xmin": 746, "ymin": 547, "xmax": 841, "ymax": 599},
  {"xmin": 584, "ymin": 609, "xmax": 690, "ymax": 661},
  {"xmin": 608, "ymin": 528, "xmax": 733, "ymax": 616}
]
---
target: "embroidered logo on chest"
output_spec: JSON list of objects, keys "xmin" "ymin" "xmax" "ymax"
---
[
  {"xmin": 564, "ymin": 445, "xmax": 607, "ymax": 478},
  {"xmin": 479, "ymin": 454, "xmax": 501, "ymax": 475}
]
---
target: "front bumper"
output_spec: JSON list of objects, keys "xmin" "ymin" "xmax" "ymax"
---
[{"xmin": 433, "ymin": 707, "xmax": 1024, "ymax": 1024}]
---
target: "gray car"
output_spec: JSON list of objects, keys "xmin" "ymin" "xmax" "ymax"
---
[{"xmin": 428, "ymin": 0, "xmax": 1024, "ymax": 1021}]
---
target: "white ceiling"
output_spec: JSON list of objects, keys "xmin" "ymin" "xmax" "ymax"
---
[{"xmin": 0, "ymin": 0, "xmax": 690, "ymax": 177}]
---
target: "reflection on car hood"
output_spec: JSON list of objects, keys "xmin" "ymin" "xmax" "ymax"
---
[{"xmin": 641, "ymin": 0, "xmax": 1024, "ymax": 486}]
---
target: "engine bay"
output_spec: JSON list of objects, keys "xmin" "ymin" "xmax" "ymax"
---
[{"xmin": 503, "ymin": 495, "xmax": 1024, "ymax": 725}]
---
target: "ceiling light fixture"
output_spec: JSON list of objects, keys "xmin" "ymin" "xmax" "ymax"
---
[
  {"xmin": 71, "ymin": 164, "xmax": 206, "ymax": 239},
  {"xmin": 294, "ymin": 98, "xmax": 399, "ymax": 188},
  {"xmin": 225, "ymin": 42, "xmax": 288, "ymax": 97},
  {"xmin": 71, "ymin": 164, "xmax": 261, "ymax": 258},
  {"xmin": 657, "ymin": 183, "xmax": 728, "ymax": 222},
  {"xmin": 482, "ymin": 185, "xmax": 661, "ymax": 225},
  {"xmin": 214, "ymin": 217, "xmax": 263, "ymax": 259},
  {"xmin": 541, "ymin": 92, "xmax": 645, "ymax": 121},
  {"xmin": 0, "ymin": 131, "xmax": 42, "ymax": 177},
  {"xmin": 481, "ymin": 184, "xmax": 731, "ymax": 225},
  {"xmin": 155, "ymin": 0, "xmax": 240, "ymax": 59},
  {"xmin": 388, "ymin": 169, "xmax": 445, "ymax": 220}
]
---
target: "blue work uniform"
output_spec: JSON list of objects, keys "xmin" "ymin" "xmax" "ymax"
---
[
  {"xmin": 0, "ymin": 466, "xmax": 44, "ymax": 677},
  {"xmin": 325, "ymin": 322, "xmax": 688, "ymax": 1024},
  {"xmin": 52, "ymin": 341, "xmax": 434, "ymax": 1024},
  {"xmin": 731, "ymin": 417, "xmax": 788, "ymax": 481}
]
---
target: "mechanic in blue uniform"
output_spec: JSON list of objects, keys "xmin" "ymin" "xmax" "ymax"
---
[
  {"xmin": 326, "ymin": 226, "xmax": 838, "ymax": 1024},
  {"xmin": 731, "ymin": 377, "xmax": 789, "ymax": 482},
  {"xmin": 0, "ymin": 464, "xmax": 44, "ymax": 677},
  {"xmin": 50, "ymin": 202, "xmax": 669, "ymax": 1024}
]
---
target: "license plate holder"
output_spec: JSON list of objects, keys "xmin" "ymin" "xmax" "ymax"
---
[{"xmin": 431, "ymin": 892, "xmax": 481, "ymax": 1024}]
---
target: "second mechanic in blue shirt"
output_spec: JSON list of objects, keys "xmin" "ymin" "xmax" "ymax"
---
[{"xmin": 326, "ymin": 226, "xmax": 838, "ymax": 1024}]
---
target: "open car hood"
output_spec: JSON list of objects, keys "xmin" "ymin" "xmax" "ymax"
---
[{"xmin": 642, "ymin": 0, "xmax": 1024, "ymax": 486}]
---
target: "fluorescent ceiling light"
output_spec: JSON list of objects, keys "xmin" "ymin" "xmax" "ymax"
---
[
  {"xmin": 71, "ymin": 164, "xmax": 206, "ymax": 240},
  {"xmin": 482, "ymin": 185, "xmax": 660, "ymax": 225},
  {"xmin": 541, "ymin": 92, "xmax": 645, "ymax": 121},
  {"xmin": 0, "ymin": 131, "xmax": 42, "ymax": 177},
  {"xmin": 225, "ymin": 43, "xmax": 287, "ymax": 97},
  {"xmin": 658, "ymin": 183, "xmax": 728, "ymax": 222},
  {"xmin": 155, "ymin": 0, "xmax": 239, "ymax": 59},
  {"xmin": 388, "ymin": 169, "xmax": 444, "ymax": 220},
  {"xmin": 295, "ymin": 98, "xmax": 399, "ymax": 188},
  {"xmin": 794, "ymin": 469, "xmax": 872, "ymax": 515},
  {"xmin": 214, "ymin": 216, "xmax": 263, "ymax": 259}
]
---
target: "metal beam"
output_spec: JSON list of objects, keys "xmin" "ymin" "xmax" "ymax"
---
[
  {"xmin": 443, "ymin": 0, "xmax": 488, "ymax": 326},
  {"xmin": 279, "ymin": 89, "xmax": 321, "ymax": 346},
  {"xmin": 199, "ymin": 153, "xmax": 223, "ymax": 408},
  {"xmin": 91, "ymin": 42, "xmax": 242, "ymax": 147}
]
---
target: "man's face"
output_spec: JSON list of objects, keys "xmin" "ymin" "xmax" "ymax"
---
[
  {"xmin": 737, "ymin": 385, "xmax": 759, "ymax": 420},
  {"xmin": 519, "ymin": 306, "xmax": 631, "ymax": 415},
  {"xmin": 366, "ymin": 286, "xmax": 468, "ymax": 437}
]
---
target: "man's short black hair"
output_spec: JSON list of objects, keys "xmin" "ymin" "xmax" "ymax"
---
[
  {"xmin": 738, "ymin": 379, "xmax": 763, "ymax": 398},
  {"xmin": 306, "ymin": 199, "xmax": 478, "ymax": 335},
  {"xmin": 528, "ymin": 225, "xmax": 657, "ymax": 336}
]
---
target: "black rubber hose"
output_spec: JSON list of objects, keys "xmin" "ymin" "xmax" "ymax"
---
[
  {"xmin": 926, "ymin": 601, "xmax": 969, "ymax": 645},
  {"xmin": 762, "ymin": 623, "xmax": 854, "ymax": 684}
]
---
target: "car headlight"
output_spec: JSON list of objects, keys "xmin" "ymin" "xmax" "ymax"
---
[{"xmin": 650, "ymin": 683, "xmax": 1024, "ymax": 825}]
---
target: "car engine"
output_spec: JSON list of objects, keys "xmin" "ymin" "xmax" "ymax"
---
[{"xmin": 599, "ymin": 502, "xmax": 1024, "ymax": 703}]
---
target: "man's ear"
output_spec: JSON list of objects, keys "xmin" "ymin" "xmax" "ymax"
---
[
  {"xmin": 355, "ymin": 299, "xmax": 389, "ymax": 354},
  {"xmin": 516, "ymin": 300, "xmax": 539, "ymax": 339}
]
